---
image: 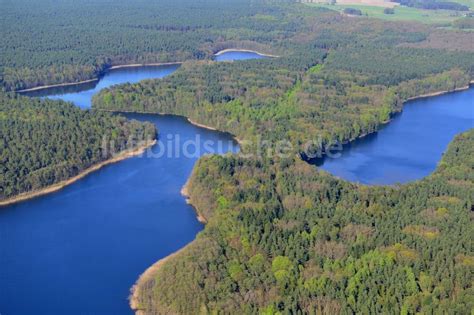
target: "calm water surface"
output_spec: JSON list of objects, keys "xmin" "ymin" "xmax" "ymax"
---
[
  {"xmin": 317, "ymin": 87, "xmax": 474, "ymax": 185},
  {"xmin": 0, "ymin": 51, "xmax": 256, "ymax": 314},
  {"xmin": 0, "ymin": 114, "xmax": 238, "ymax": 314},
  {"xmin": 21, "ymin": 65, "xmax": 180, "ymax": 108},
  {"xmin": 4, "ymin": 50, "xmax": 469, "ymax": 314},
  {"xmin": 214, "ymin": 50, "xmax": 267, "ymax": 62}
]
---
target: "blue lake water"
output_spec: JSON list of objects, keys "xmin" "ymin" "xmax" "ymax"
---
[
  {"xmin": 2, "ymin": 49, "xmax": 471, "ymax": 314},
  {"xmin": 214, "ymin": 50, "xmax": 267, "ymax": 61},
  {"xmin": 0, "ymin": 51, "xmax": 256, "ymax": 315},
  {"xmin": 0, "ymin": 114, "xmax": 238, "ymax": 314},
  {"xmin": 21, "ymin": 65, "xmax": 180, "ymax": 108},
  {"xmin": 316, "ymin": 87, "xmax": 474, "ymax": 185}
]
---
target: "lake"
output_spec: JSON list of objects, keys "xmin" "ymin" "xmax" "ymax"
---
[
  {"xmin": 21, "ymin": 64, "xmax": 180, "ymax": 108},
  {"xmin": 0, "ymin": 50, "xmax": 260, "ymax": 314},
  {"xmin": 214, "ymin": 50, "xmax": 268, "ymax": 61},
  {"xmin": 3, "ymin": 50, "xmax": 470, "ymax": 314},
  {"xmin": 316, "ymin": 86, "xmax": 474, "ymax": 185}
]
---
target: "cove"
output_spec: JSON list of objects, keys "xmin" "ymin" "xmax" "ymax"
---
[
  {"xmin": 20, "ymin": 64, "xmax": 180, "ymax": 108},
  {"xmin": 315, "ymin": 86, "xmax": 474, "ymax": 185},
  {"xmin": 0, "ymin": 50, "xmax": 260, "ymax": 315}
]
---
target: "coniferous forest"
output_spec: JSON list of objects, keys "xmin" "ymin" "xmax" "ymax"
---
[
  {"xmin": 0, "ymin": 93, "xmax": 155, "ymax": 200},
  {"xmin": 91, "ymin": 4, "xmax": 474, "ymax": 314},
  {"xmin": 1, "ymin": 0, "xmax": 473, "ymax": 314},
  {"xmin": 1, "ymin": 0, "xmax": 297, "ymax": 91},
  {"xmin": 136, "ymin": 128, "xmax": 474, "ymax": 314}
]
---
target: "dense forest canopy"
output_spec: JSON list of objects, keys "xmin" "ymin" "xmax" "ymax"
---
[
  {"xmin": 89, "ymin": 3, "xmax": 474, "ymax": 314},
  {"xmin": 1, "ymin": 0, "xmax": 473, "ymax": 313},
  {"xmin": 0, "ymin": 93, "xmax": 155, "ymax": 200},
  {"xmin": 2, "ymin": 0, "xmax": 473, "ymax": 91},
  {"xmin": 136, "ymin": 129, "xmax": 474, "ymax": 314},
  {"xmin": 93, "ymin": 11, "xmax": 474, "ymax": 155},
  {"xmin": 1, "ymin": 0, "xmax": 303, "ymax": 90}
]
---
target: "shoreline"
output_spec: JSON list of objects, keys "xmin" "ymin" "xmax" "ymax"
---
[
  {"xmin": 108, "ymin": 62, "xmax": 182, "ymax": 70},
  {"xmin": 186, "ymin": 118, "xmax": 244, "ymax": 144},
  {"xmin": 130, "ymin": 181, "xmax": 206, "ymax": 313},
  {"xmin": 101, "ymin": 109, "xmax": 243, "ymax": 145},
  {"xmin": 129, "ymin": 243, "xmax": 193, "ymax": 314},
  {"xmin": 309, "ymin": 82, "xmax": 474, "ymax": 166},
  {"xmin": 186, "ymin": 117, "xmax": 217, "ymax": 131},
  {"xmin": 15, "ymin": 62, "xmax": 183, "ymax": 93},
  {"xmin": 214, "ymin": 48, "xmax": 279, "ymax": 58},
  {"xmin": 404, "ymin": 81, "xmax": 474, "ymax": 102},
  {"xmin": 0, "ymin": 140, "xmax": 156, "ymax": 207},
  {"xmin": 180, "ymin": 179, "xmax": 207, "ymax": 224},
  {"xmin": 16, "ymin": 78, "xmax": 99, "ymax": 93}
]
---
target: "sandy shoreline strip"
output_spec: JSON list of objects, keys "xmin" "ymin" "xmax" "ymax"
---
[
  {"xmin": 405, "ymin": 81, "xmax": 474, "ymax": 102},
  {"xmin": 99, "ymin": 110, "xmax": 243, "ymax": 145},
  {"xmin": 214, "ymin": 48, "xmax": 279, "ymax": 58},
  {"xmin": 0, "ymin": 140, "xmax": 156, "ymax": 207},
  {"xmin": 108, "ymin": 62, "xmax": 182, "ymax": 70},
  {"xmin": 129, "ymin": 243, "xmax": 193, "ymax": 314},
  {"xmin": 186, "ymin": 118, "xmax": 243, "ymax": 145},
  {"xmin": 186, "ymin": 118, "xmax": 218, "ymax": 131},
  {"xmin": 180, "ymin": 179, "xmax": 207, "ymax": 224},
  {"xmin": 129, "ymin": 167, "xmax": 209, "ymax": 313},
  {"xmin": 16, "ymin": 78, "xmax": 99, "ymax": 93}
]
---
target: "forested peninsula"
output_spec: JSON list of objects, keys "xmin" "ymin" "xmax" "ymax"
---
[
  {"xmin": 90, "ymin": 4, "xmax": 474, "ymax": 314},
  {"xmin": 132, "ymin": 129, "xmax": 474, "ymax": 314},
  {"xmin": 0, "ymin": 92, "xmax": 156, "ymax": 204}
]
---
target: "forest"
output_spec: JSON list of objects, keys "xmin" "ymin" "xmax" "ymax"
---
[
  {"xmin": 1, "ymin": 0, "xmax": 297, "ymax": 91},
  {"xmin": 1, "ymin": 0, "xmax": 473, "ymax": 91},
  {"xmin": 93, "ymin": 11, "xmax": 474, "ymax": 156},
  {"xmin": 1, "ymin": 0, "xmax": 473, "ymax": 313},
  {"xmin": 135, "ymin": 128, "xmax": 474, "ymax": 314},
  {"xmin": 0, "ymin": 92, "xmax": 155, "ymax": 200},
  {"xmin": 90, "ymin": 4, "xmax": 474, "ymax": 314}
]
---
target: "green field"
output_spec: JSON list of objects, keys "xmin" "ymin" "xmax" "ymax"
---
[
  {"xmin": 450, "ymin": 0, "xmax": 474, "ymax": 8},
  {"xmin": 307, "ymin": 3, "xmax": 471, "ymax": 24}
]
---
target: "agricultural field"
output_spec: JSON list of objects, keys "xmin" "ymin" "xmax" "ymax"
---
[{"xmin": 306, "ymin": 1, "xmax": 473, "ymax": 24}]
